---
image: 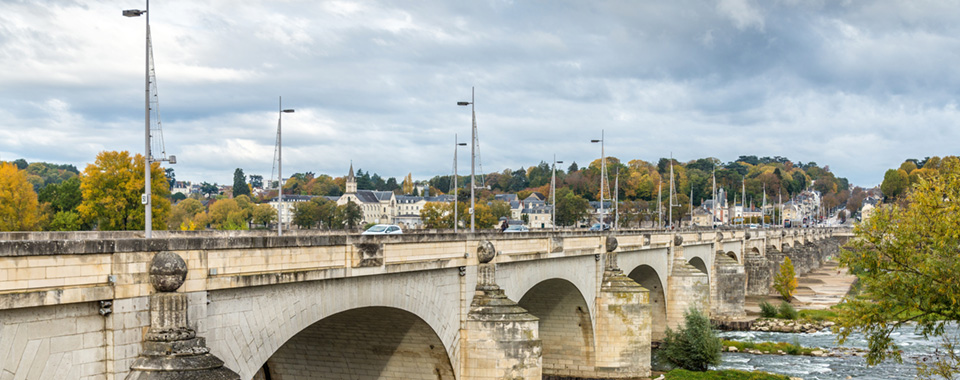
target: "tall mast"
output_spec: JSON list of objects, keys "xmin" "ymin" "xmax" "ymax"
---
[
  {"xmin": 614, "ymin": 169, "xmax": 619, "ymax": 230},
  {"xmin": 657, "ymin": 182, "xmax": 662, "ymax": 228}
]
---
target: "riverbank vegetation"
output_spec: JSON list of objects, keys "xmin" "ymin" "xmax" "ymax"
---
[
  {"xmin": 837, "ymin": 156, "xmax": 960, "ymax": 379},
  {"xmin": 722, "ymin": 339, "xmax": 814, "ymax": 356},
  {"xmin": 658, "ymin": 308, "xmax": 723, "ymax": 371},
  {"xmin": 661, "ymin": 369, "xmax": 791, "ymax": 380}
]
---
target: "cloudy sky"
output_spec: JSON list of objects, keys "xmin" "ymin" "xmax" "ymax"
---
[{"xmin": 2, "ymin": 0, "xmax": 958, "ymax": 187}]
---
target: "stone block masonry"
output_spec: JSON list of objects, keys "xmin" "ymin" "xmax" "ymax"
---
[{"xmin": 0, "ymin": 228, "xmax": 851, "ymax": 379}]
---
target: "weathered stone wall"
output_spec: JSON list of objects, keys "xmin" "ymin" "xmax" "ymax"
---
[
  {"xmin": 625, "ymin": 265, "xmax": 667, "ymax": 341},
  {"xmin": 744, "ymin": 249, "xmax": 771, "ymax": 296},
  {"xmin": 203, "ymin": 268, "xmax": 464, "ymax": 380},
  {"xmin": 711, "ymin": 252, "xmax": 746, "ymax": 318},
  {"xmin": 593, "ymin": 268, "xmax": 651, "ymax": 378},
  {"xmin": 0, "ymin": 302, "xmax": 106, "ymax": 380},
  {"xmin": 0, "ymin": 228, "xmax": 852, "ymax": 379},
  {"xmin": 264, "ymin": 307, "xmax": 454, "ymax": 380},
  {"xmin": 517, "ymin": 279, "xmax": 595, "ymax": 378},
  {"xmin": 666, "ymin": 261, "xmax": 709, "ymax": 330}
]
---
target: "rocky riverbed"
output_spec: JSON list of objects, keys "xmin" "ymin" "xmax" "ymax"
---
[{"xmin": 749, "ymin": 318, "xmax": 835, "ymax": 334}]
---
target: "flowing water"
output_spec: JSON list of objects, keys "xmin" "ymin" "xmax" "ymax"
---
[{"xmin": 715, "ymin": 325, "xmax": 959, "ymax": 379}]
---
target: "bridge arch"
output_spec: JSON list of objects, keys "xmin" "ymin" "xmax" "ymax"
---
[
  {"xmin": 726, "ymin": 251, "xmax": 739, "ymax": 263},
  {"xmin": 204, "ymin": 268, "xmax": 462, "ymax": 379},
  {"xmin": 688, "ymin": 256, "xmax": 709, "ymax": 277},
  {"xmin": 517, "ymin": 278, "xmax": 596, "ymax": 377},
  {"xmin": 627, "ymin": 264, "xmax": 667, "ymax": 341},
  {"xmin": 258, "ymin": 306, "xmax": 455, "ymax": 380}
]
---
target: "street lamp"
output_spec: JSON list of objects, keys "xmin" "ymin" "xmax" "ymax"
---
[
  {"xmin": 125, "ymin": 1, "xmax": 175, "ymax": 238},
  {"xmin": 552, "ymin": 156, "xmax": 563, "ymax": 230},
  {"xmin": 591, "ymin": 130, "xmax": 605, "ymax": 229},
  {"xmin": 453, "ymin": 136, "xmax": 467, "ymax": 232},
  {"xmin": 277, "ymin": 97, "xmax": 294, "ymax": 236},
  {"xmin": 457, "ymin": 87, "xmax": 477, "ymax": 232}
]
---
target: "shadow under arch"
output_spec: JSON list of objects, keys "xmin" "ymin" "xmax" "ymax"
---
[
  {"xmin": 518, "ymin": 278, "xmax": 595, "ymax": 376},
  {"xmin": 627, "ymin": 264, "xmax": 667, "ymax": 341},
  {"xmin": 726, "ymin": 250, "xmax": 739, "ymax": 263},
  {"xmin": 688, "ymin": 256, "xmax": 709, "ymax": 276},
  {"xmin": 257, "ymin": 306, "xmax": 454, "ymax": 380}
]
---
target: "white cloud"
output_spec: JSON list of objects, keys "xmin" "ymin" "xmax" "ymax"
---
[
  {"xmin": 717, "ymin": 0, "xmax": 765, "ymax": 31},
  {"xmin": 1, "ymin": 0, "xmax": 959, "ymax": 188}
]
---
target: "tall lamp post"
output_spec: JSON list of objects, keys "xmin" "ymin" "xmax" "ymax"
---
[
  {"xmin": 453, "ymin": 135, "xmax": 467, "ymax": 232},
  {"xmin": 457, "ymin": 87, "xmax": 477, "ymax": 232},
  {"xmin": 591, "ymin": 130, "xmax": 605, "ymax": 228},
  {"xmin": 276, "ymin": 97, "xmax": 294, "ymax": 236},
  {"xmin": 124, "ymin": 1, "xmax": 175, "ymax": 238},
  {"xmin": 552, "ymin": 156, "xmax": 563, "ymax": 230}
]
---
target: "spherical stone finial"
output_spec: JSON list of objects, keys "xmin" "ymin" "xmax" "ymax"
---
[
  {"xmin": 673, "ymin": 234, "xmax": 684, "ymax": 246},
  {"xmin": 716, "ymin": 232, "xmax": 724, "ymax": 241},
  {"xmin": 150, "ymin": 251, "xmax": 187, "ymax": 292},
  {"xmin": 745, "ymin": 232, "xmax": 752, "ymax": 240},
  {"xmin": 605, "ymin": 236, "xmax": 619, "ymax": 252},
  {"xmin": 477, "ymin": 241, "xmax": 496, "ymax": 264}
]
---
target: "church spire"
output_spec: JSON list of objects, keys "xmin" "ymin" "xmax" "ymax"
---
[{"xmin": 346, "ymin": 161, "xmax": 357, "ymax": 194}]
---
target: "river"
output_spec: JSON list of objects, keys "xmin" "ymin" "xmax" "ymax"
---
[{"xmin": 715, "ymin": 325, "xmax": 959, "ymax": 379}]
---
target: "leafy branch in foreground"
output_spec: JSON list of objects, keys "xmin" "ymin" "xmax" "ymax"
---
[{"xmin": 836, "ymin": 156, "xmax": 960, "ymax": 379}]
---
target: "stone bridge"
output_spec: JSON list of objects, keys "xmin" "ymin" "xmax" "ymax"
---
[{"xmin": 0, "ymin": 228, "xmax": 851, "ymax": 380}]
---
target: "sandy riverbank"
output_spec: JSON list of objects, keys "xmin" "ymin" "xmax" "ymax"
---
[{"xmin": 744, "ymin": 259, "xmax": 857, "ymax": 317}]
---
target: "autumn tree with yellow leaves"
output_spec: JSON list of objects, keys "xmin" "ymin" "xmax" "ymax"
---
[
  {"xmin": 0, "ymin": 162, "xmax": 41, "ymax": 231},
  {"xmin": 77, "ymin": 151, "xmax": 170, "ymax": 231}
]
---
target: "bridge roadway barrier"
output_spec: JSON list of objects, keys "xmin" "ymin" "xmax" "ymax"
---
[{"xmin": 0, "ymin": 227, "xmax": 852, "ymax": 380}]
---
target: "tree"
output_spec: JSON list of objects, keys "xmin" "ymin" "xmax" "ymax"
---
[
  {"xmin": 880, "ymin": 169, "xmax": 909, "ymax": 201},
  {"xmin": 38, "ymin": 176, "xmax": 82, "ymax": 213},
  {"xmin": 773, "ymin": 256, "xmax": 798, "ymax": 301},
  {"xmin": 555, "ymin": 188, "xmax": 589, "ymax": 226},
  {"xmin": 488, "ymin": 200, "xmax": 511, "ymax": 221},
  {"xmin": 402, "ymin": 173, "xmax": 414, "ymax": 194},
  {"xmin": 200, "ymin": 182, "xmax": 219, "ymax": 198},
  {"xmin": 204, "ymin": 197, "xmax": 253, "ymax": 230},
  {"xmin": 165, "ymin": 168, "xmax": 176, "ymax": 188},
  {"xmin": 339, "ymin": 202, "xmax": 363, "ymax": 229},
  {"xmin": 232, "ymin": 168, "xmax": 250, "ymax": 197},
  {"xmin": 77, "ymin": 151, "xmax": 170, "ymax": 231},
  {"xmin": 0, "ymin": 162, "xmax": 41, "ymax": 231},
  {"xmin": 251, "ymin": 204, "xmax": 276, "ymax": 227},
  {"xmin": 168, "ymin": 198, "xmax": 204, "ymax": 230},
  {"xmin": 292, "ymin": 200, "xmax": 320, "ymax": 229},
  {"xmin": 837, "ymin": 156, "xmax": 960, "ymax": 377},
  {"xmin": 657, "ymin": 307, "xmax": 722, "ymax": 371},
  {"xmin": 249, "ymin": 174, "xmax": 264, "ymax": 189},
  {"xmin": 420, "ymin": 202, "xmax": 452, "ymax": 229}
]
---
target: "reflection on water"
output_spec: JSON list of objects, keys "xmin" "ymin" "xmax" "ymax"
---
[{"xmin": 715, "ymin": 325, "xmax": 958, "ymax": 379}]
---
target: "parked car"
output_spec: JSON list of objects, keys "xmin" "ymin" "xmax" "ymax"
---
[
  {"xmin": 362, "ymin": 224, "xmax": 403, "ymax": 235},
  {"xmin": 504, "ymin": 225, "xmax": 530, "ymax": 233},
  {"xmin": 588, "ymin": 223, "xmax": 610, "ymax": 231}
]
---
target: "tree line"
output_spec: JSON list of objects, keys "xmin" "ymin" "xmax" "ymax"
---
[{"xmin": 0, "ymin": 152, "xmax": 854, "ymax": 231}]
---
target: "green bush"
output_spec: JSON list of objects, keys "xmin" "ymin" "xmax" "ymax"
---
[
  {"xmin": 658, "ymin": 307, "xmax": 722, "ymax": 371},
  {"xmin": 778, "ymin": 301, "xmax": 798, "ymax": 320},
  {"xmin": 759, "ymin": 301, "xmax": 778, "ymax": 318},
  {"xmin": 664, "ymin": 369, "xmax": 791, "ymax": 379}
]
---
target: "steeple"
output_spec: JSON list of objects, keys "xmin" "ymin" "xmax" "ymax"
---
[{"xmin": 346, "ymin": 161, "xmax": 357, "ymax": 194}]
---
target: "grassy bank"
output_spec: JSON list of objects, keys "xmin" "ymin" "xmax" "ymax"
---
[
  {"xmin": 662, "ymin": 369, "xmax": 791, "ymax": 379},
  {"xmin": 798, "ymin": 309, "xmax": 837, "ymax": 322},
  {"xmin": 722, "ymin": 340, "xmax": 817, "ymax": 356}
]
